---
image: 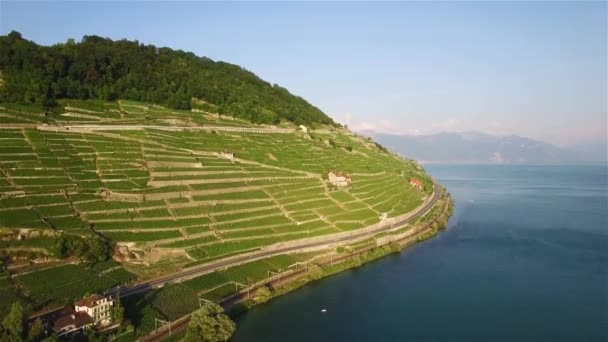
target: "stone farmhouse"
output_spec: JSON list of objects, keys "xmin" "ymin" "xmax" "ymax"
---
[
  {"xmin": 53, "ymin": 294, "xmax": 115, "ymax": 337},
  {"xmin": 328, "ymin": 170, "xmax": 352, "ymax": 187}
]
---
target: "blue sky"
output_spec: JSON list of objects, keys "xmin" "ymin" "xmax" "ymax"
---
[{"xmin": 1, "ymin": 1, "xmax": 606, "ymax": 147}]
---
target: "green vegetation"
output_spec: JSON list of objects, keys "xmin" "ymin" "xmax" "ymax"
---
[
  {"xmin": 0, "ymin": 31, "xmax": 333, "ymax": 125},
  {"xmin": 254, "ymin": 286, "xmax": 272, "ymax": 304},
  {"xmin": 0, "ymin": 301, "xmax": 48, "ymax": 342},
  {"xmin": 11, "ymin": 262, "xmax": 136, "ymax": 309},
  {"xmin": 122, "ymin": 293, "xmax": 165, "ymax": 337},
  {"xmin": 150, "ymin": 284, "xmax": 199, "ymax": 321},
  {"xmin": 0, "ymin": 33, "xmax": 446, "ymax": 341},
  {"xmin": 185, "ymin": 302, "xmax": 235, "ymax": 342}
]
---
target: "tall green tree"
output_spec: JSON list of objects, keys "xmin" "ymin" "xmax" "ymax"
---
[
  {"xmin": 111, "ymin": 292, "xmax": 124, "ymax": 327},
  {"xmin": 184, "ymin": 303, "xmax": 235, "ymax": 342},
  {"xmin": 254, "ymin": 286, "xmax": 272, "ymax": 304},
  {"xmin": 27, "ymin": 318, "xmax": 44, "ymax": 342},
  {"xmin": 2, "ymin": 301, "xmax": 25, "ymax": 341}
]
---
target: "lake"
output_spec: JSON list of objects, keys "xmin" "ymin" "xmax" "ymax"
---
[{"xmin": 233, "ymin": 165, "xmax": 608, "ymax": 341}]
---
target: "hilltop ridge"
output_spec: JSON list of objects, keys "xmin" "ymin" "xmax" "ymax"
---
[{"xmin": 0, "ymin": 31, "xmax": 333, "ymax": 126}]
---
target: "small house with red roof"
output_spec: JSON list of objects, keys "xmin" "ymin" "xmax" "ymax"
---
[{"xmin": 409, "ymin": 178, "xmax": 423, "ymax": 190}]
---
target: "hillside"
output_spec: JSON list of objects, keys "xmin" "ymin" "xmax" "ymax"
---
[
  {"xmin": 0, "ymin": 34, "xmax": 451, "ymax": 340},
  {"xmin": 373, "ymin": 131, "xmax": 588, "ymax": 164},
  {"xmin": 0, "ymin": 31, "xmax": 333, "ymax": 125},
  {"xmin": 0, "ymin": 98, "xmax": 447, "ymax": 324}
]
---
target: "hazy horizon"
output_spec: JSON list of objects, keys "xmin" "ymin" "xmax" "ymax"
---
[{"xmin": 2, "ymin": 1, "xmax": 606, "ymax": 149}]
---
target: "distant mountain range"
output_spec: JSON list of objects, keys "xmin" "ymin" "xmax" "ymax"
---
[{"xmin": 371, "ymin": 131, "xmax": 605, "ymax": 165}]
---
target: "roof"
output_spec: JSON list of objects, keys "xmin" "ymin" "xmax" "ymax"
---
[
  {"xmin": 74, "ymin": 294, "xmax": 106, "ymax": 308},
  {"xmin": 410, "ymin": 178, "xmax": 423, "ymax": 186},
  {"xmin": 53, "ymin": 307, "xmax": 93, "ymax": 331}
]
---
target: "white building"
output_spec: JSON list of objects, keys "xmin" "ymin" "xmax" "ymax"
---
[
  {"xmin": 218, "ymin": 150, "xmax": 234, "ymax": 160},
  {"xmin": 299, "ymin": 125, "xmax": 308, "ymax": 133},
  {"xmin": 328, "ymin": 170, "xmax": 352, "ymax": 187},
  {"xmin": 74, "ymin": 294, "xmax": 114, "ymax": 326}
]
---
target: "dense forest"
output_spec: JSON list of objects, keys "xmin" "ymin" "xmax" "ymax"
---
[{"xmin": 0, "ymin": 31, "xmax": 334, "ymax": 125}]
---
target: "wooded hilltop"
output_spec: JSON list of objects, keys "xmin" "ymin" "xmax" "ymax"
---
[{"xmin": 0, "ymin": 31, "xmax": 334, "ymax": 126}]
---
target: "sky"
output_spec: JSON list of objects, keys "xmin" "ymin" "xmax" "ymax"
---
[{"xmin": 1, "ymin": 1, "xmax": 606, "ymax": 148}]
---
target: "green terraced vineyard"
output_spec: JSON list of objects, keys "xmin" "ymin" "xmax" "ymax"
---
[
  {"xmin": 11, "ymin": 262, "xmax": 136, "ymax": 308},
  {"xmin": 0, "ymin": 99, "xmax": 433, "ymax": 267},
  {"xmin": 0, "ymin": 32, "xmax": 449, "ymax": 339}
]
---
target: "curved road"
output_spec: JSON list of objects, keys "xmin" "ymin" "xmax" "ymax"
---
[
  {"xmin": 142, "ymin": 184, "xmax": 447, "ymax": 342},
  {"xmin": 113, "ymin": 184, "xmax": 442, "ymax": 298}
]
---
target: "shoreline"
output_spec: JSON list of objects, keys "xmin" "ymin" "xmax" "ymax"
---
[{"xmin": 141, "ymin": 189, "xmax": 453, "ymax": 342}]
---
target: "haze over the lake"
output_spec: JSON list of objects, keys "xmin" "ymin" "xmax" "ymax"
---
[{"xmin": 2, "ymin": 1, "xmax": 606, "ymax": 150}]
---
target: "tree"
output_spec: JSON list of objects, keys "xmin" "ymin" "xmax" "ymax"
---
[
  {"xmin": 308, "ymin": 264, "xmax": 324, "ymax": 280},
  {"xmin": 254, "ymin": 287, "xmax": 272, "ymax": 304},
  {"xmin": 184, "ymin": 303, "xmax": 235, "ymax": 342},
  {"xmin": 2, "ymin": 301, "xmax": 25, "ymax": 341},
  {"xmin": 0, "ymin": 31, "xmax": 336, "ymax": 126},
  {"xmin": 52, "ymin": 235, "xmax": 112, "ymax": 263},
  {"xmin": 27, "ymin": 318, "xmax": 44, "ymax": 342},
  {"xmin": 389, "ymin": 241, "xmax": 401, "ymax": 253},
  {"xmin": 111, "ymin": 292, "xmax": 124, "ymax": 327},
  {"xmin": 85, "ymin": 237, "xmax": 112, "ymax": 263}
]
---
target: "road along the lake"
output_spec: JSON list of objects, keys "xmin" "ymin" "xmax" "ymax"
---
[
  {"xmin": 111, "ymin": 184, "xmax": 441, "ymax": 299},
  {"xmin": 28, "ymin": 184, "xmax": 442, "ymax": 324},
  {"xmin": 141, "ymin": 184, "xmax": 450, "ymax": 342}
]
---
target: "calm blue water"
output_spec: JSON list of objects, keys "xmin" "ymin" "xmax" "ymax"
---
[{"xmin": 233, "ymin": 165, "xmax": 608, "ymax": 341}]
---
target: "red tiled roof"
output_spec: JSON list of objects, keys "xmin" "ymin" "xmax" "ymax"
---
[{"xmin": 410, "ymin": 178, "xmax": 423, "ymax": 186}]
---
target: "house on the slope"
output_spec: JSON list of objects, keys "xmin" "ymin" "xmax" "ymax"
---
[
  {"xmin": 53, "ymin": 294, "xmax": 115, "ymax": 337},
  {"xmin": 53, "ymin": 307, "xmax": 94, "ymax": 337},
  {"xmin": 74, "ymin": 294, "xmax": 115, "ymax": 325},
  {"xmin": 218, "ymin": 150, "xmax": 234, "ymax": 160},
  {"xmin": 299, "ymin": 125, "xmax": 308, "ymax": 133},
  {"xmin": 409, "ymin": 178, "xmax": 423, "ymax": 190},
  {"xmin": 328, "ymin": 170, "xmax": 352, "ymax": 187}
]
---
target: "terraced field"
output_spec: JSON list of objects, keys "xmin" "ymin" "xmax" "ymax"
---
[{"xmin": 0, "ymin": 100, "xmax": 432, "ymax": 267}]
